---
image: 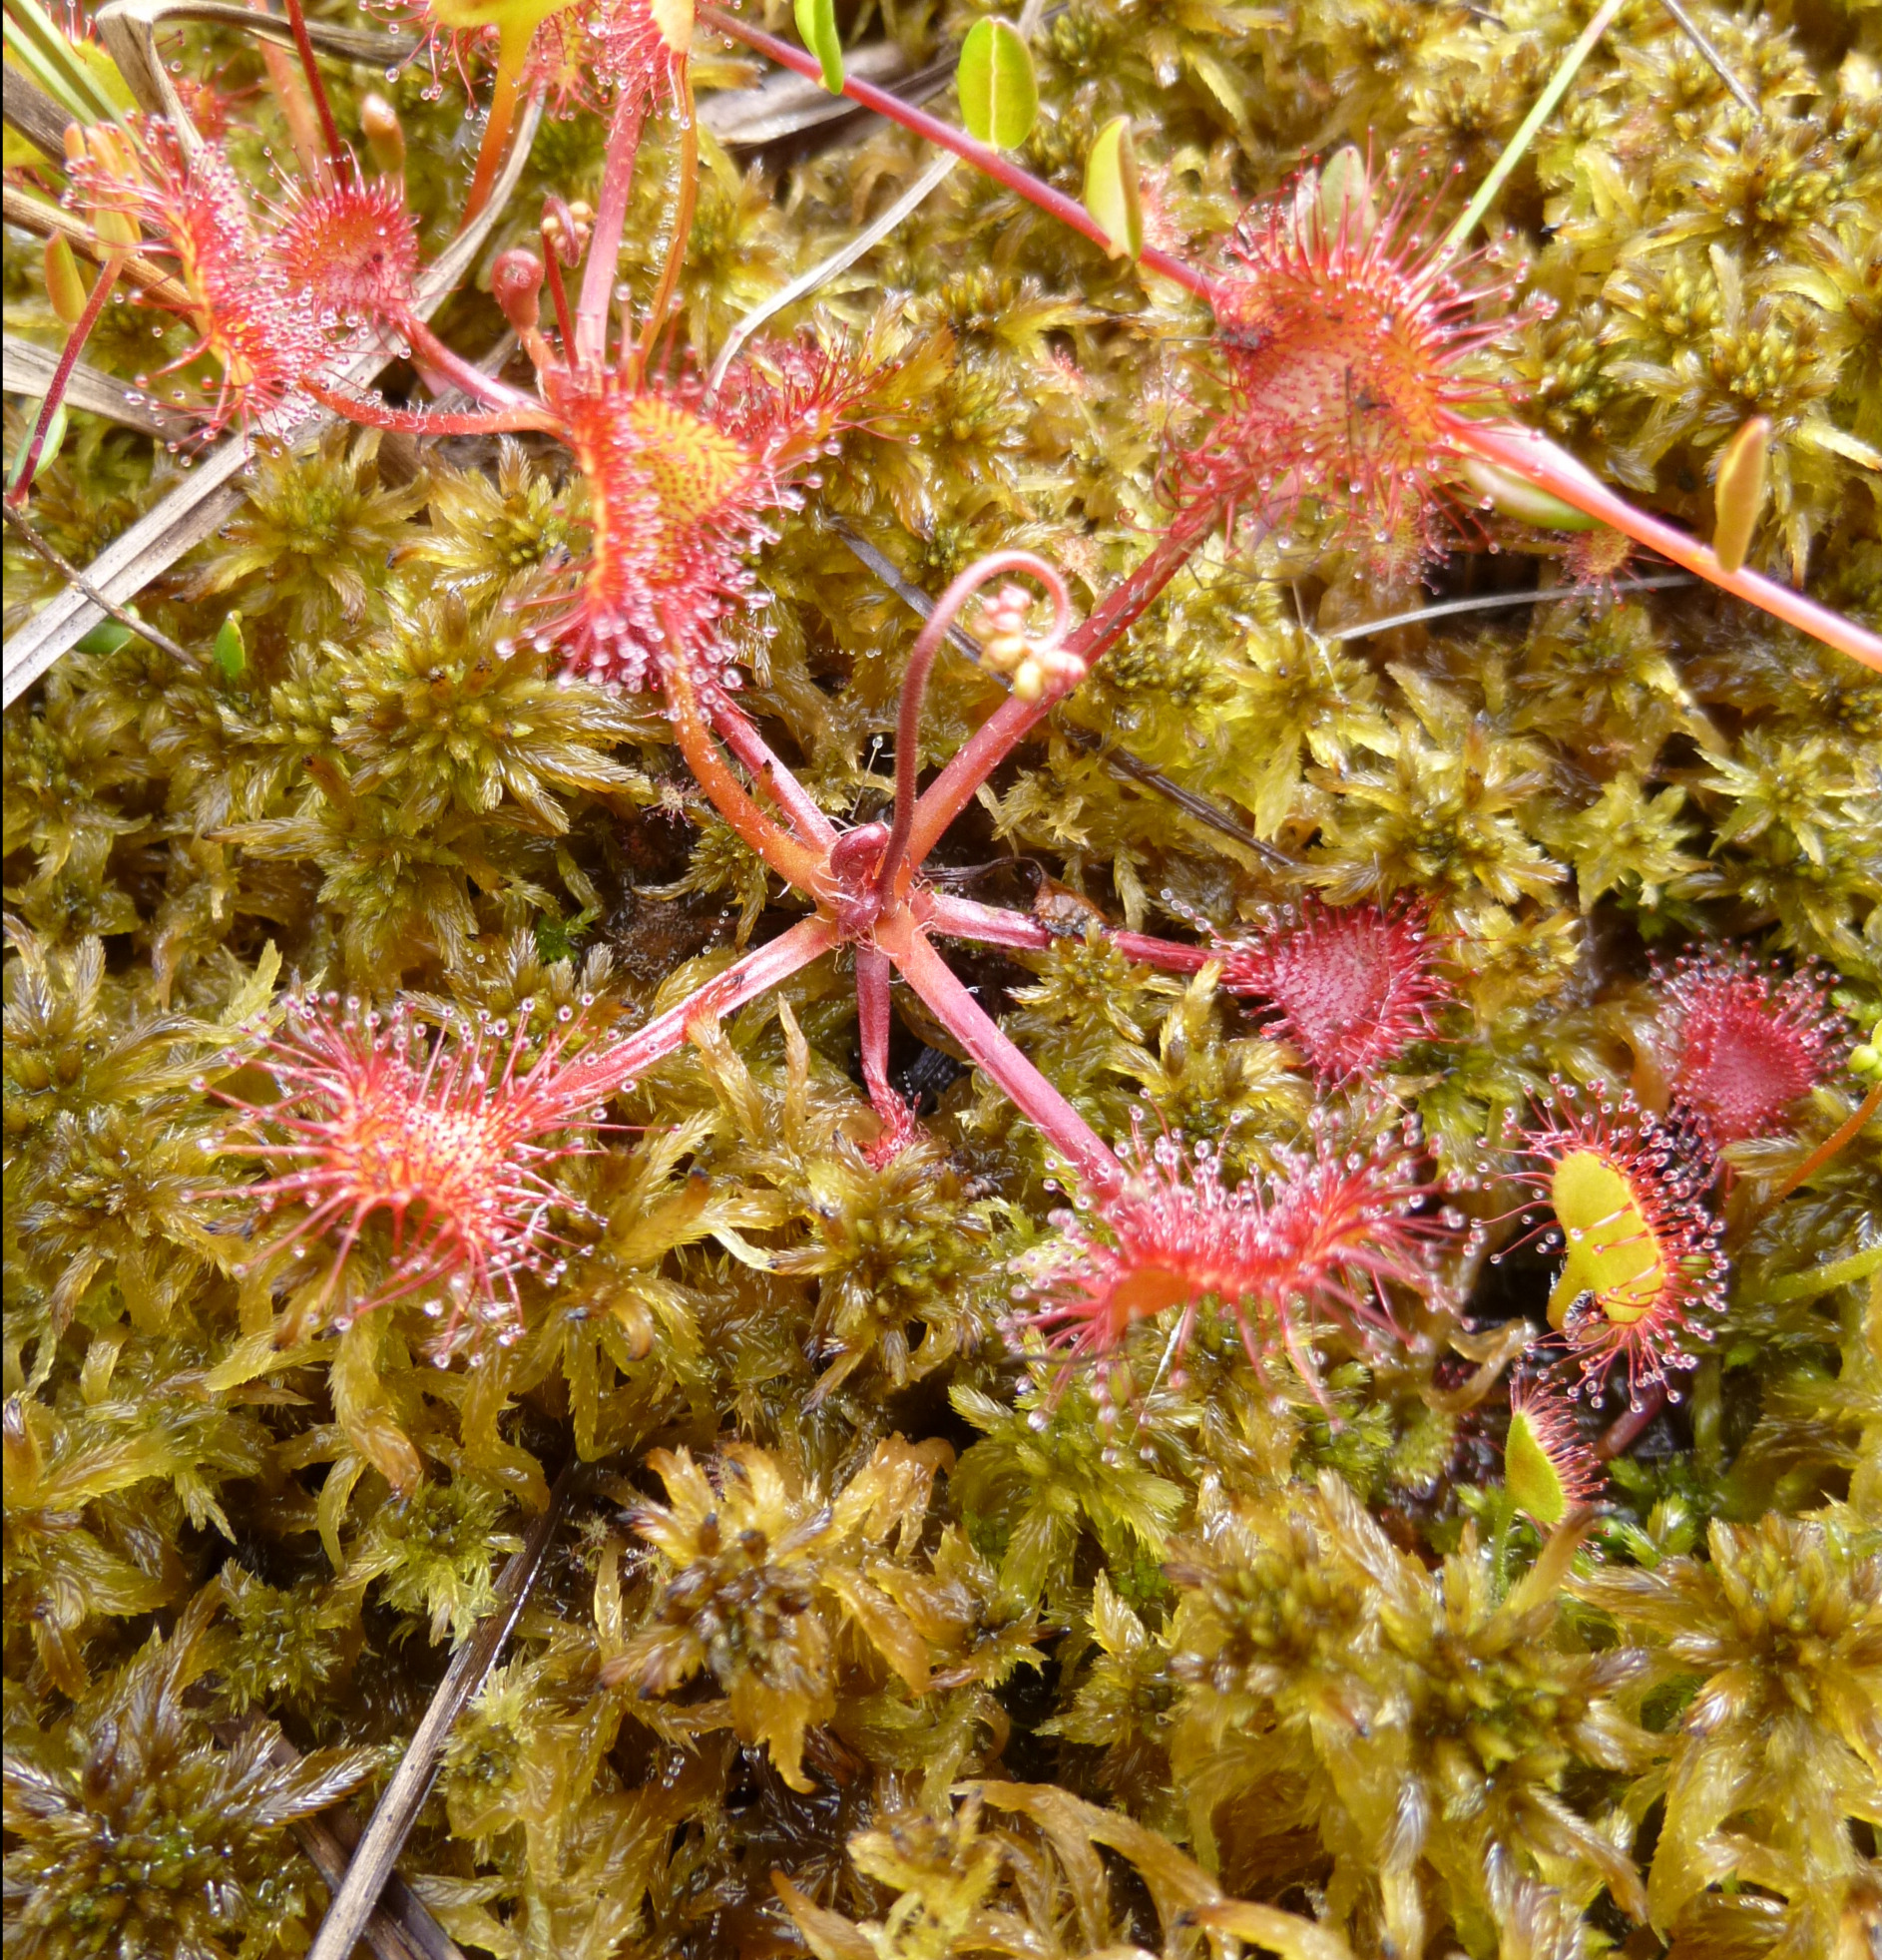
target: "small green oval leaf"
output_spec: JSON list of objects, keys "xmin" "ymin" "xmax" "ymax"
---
[
  {"xmin": 7, "ymin": 399, "xmax": 66, "ymax": 492},
  {"xmin": 1460, "ymin": 456, "xmax": 1600, "ymax": 533},
  {"xmin": 1712, "ymin": 414, "xmax": 1771, "ymax": 575},
  {"xmin": 75, "ymin": 621, "xmax": 135, "ymax": 657},
  {"xmin": 958, "ymin": 18, "xmax": 1037, "ymax": 151},
  {"xmin": 44, "ymin": 234, "xmax": 90, "ymax": 326},
  {"xmin": 1505, "ymin": 1408, "xmax": 1571, "ymax": 1528},
  {"xmin": 213, "ymin": 614, "xmax": 247, "ymax": 682},
  {"xmin": 793, "ymin": 0, "xmax": 843, "ymax": 93},
  {"xmin": 1084, "ymin": 116, "xmax": 1142, "ymax": 260},
  {"xmin": 1314, "ymin": 144, "xmax": 1375, "ymax": 243}
]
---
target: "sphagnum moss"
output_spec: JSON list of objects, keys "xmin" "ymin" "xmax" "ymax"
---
[{"xmin": 5, "ymin": 0, "xmax": 1881, "ymax": 1956}]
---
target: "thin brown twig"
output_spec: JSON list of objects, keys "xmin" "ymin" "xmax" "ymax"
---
[
  {"xmin": 291, "ymin": 1810, "xmax": 441, "ymax": 1960},
  {"xmin": 1655, "ymin": 0, "xmax": 1761, "ymax": 117},
  {"xmin": 2, "ymin": 501, "xmax": 196, "ymax": 664},
  {"xmin": 1595, "ymin": 1385, "xmax": 1665, "ymax": 1462},
  {"xmin": 304, "ymin": 1458, "xmax": 579, "ymax": 1960},
  {"xmin": 2, "ymin": 183, "xmax": 194, "ymax": 309}
]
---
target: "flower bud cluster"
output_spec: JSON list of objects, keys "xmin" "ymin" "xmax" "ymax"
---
[{"xmin": 977, "ymin": 583, "xmax": 1088, "ymax": 704}]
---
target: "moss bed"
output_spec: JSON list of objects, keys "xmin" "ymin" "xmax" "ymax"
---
[{"xmin": 4, "ymin": 0, "xmax": 1881, "ymax": 1955}]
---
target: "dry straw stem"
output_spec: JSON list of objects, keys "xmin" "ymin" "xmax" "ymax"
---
[
  {"xmin": 305, "ymin": 1459, "xmax": 578, "ymax": 1960},
  {"xmin": 3, "ymin": 502, "xmax": 195, "ymax": 663},
  {"xmin": 4, "ymin": 332, "xmax": 193, "ymax": 437},
  {"xmin": 219, "ymin": 1724, "xmax": 466, "ymax": 1960},
  {"xmin": 1, "ymin": 95, "xmax": 543, "ymax": 707},
  {"xmin": 2, "ymin": 181, "xmax": 194, "ymax": 307}
]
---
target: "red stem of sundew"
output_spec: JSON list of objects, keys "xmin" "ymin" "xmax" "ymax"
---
[
  {"xmin": 579, "ymin": 90, "xmax": 649, "ymax": 366},
  {"xmin": 709, "ymin": 698, "xmax": 837, "ymax": 846},
  {"xmin": 888, "ymin": 920, "xmax": 1123, "ymax": 1193},
  {"xmin": 697, "ymin": 3, "xmax": 1212, "ymax": 304},
  {"xmin": 463, "ymin": 36, "xmax": 529, "ymax": 227},
  {"xmin": 556, "ymin": 914, "xmax": 840, "ymax": 1104},
  {"xmin": 1449, "ymin": 418, "xmax": 1882, "ymax": 675},
  {"xmin": 902, "ymin": 495, "xmax": 1224, "ymax": 869},
  {"xmin": 541, "ymin": 231, "xmax": 578, "ymax": 356},
  {"xmin": 279, "ymin": 0, "xmax": 345, "ymax": 179},
  {"xmin": 881, "ymin": 550, "xmax": 1070, "ymax": 902},
  {"xmin": 1767, "ymin": 1078, "xmax": 1882, "ymax": 1206},
  {"xmin": 302, "ymin": 377, "xmax": 557, "ymax": 435},
  {"xmin": 632, "ymin": 93, "xmax": 697, "ymax": 380},
  {"xmin": 662, "ymin": 615, "xmax": 832, "ymax": 893},
  {"xmin": 395, "ymin": 312, "xmax": 539, "ymax": 411},
  {"xmin": 1110, "ymin": 930, "xmax": 1213, "ymax": 971},
  {"xmin": 855, "ymin": 943, "xmax": 897, "ymax": 1116},
  {"xmin": 926, "ymin": 894, "xmax": 1215, "ymax": 979},
  {"xmin": 6, "ymin": 254, "xmax": 121, "ymax": 510},
  {"xmin": 925, "ymin": 892, "xmax": 1059, "ymax": 954}
]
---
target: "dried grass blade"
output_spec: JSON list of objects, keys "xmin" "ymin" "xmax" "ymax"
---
[
  {"xmin": 2, "ymin": 96, "xmax": 542, "ymax": 707},
  {"xmin": 304, "ymin": 1457, "xmax": 577, "ymax": 1960},
  {"xmin": 99, "ymin": 0, "xmax": 414, "ymax": 63},
  {"xmin": 6, "ymin": 333, "xmax": 193, "ymax": 438},
  {"xmin": 219, "ymin": 1720, "xmax": 469, "ymax": 1960},
  {"xmin": 700, "ymin": 40, "xmax": 912, "ymax": 145},
  {"xmin": 3, "ymin": 61, "xmax": 72, "ymax": 156},
  {"xmin": 3, "ymin": 183, "xmax": 196, "ymax": 306}
]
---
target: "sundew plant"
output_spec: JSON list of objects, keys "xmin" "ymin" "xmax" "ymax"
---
[{"xmin": 4, "ymin": 0, "xmax": 1881, "ymax": 1955}]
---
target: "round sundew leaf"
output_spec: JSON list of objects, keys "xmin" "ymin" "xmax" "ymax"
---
[
  {"xmin": 1460, "ymin": 457, "xmax": 1601, "ymax": 533},
  {"xmin": 793, "ymin": 0, "xmax": 844, "ymax": 93},
  {"xmin": 1505, "ymin": 1407, "xmax": 1569, "ymax": 1527},
  {"xmin": 1712, "ymin": 414, "xmax": 1771, "ymax": 575},
  {"xmin": 1548, "ymin": 1149, "xmax": 1662, "ymax": 1328},
  {"xmin": 958, "ymin": 18, "xmax": 1038, "ymax": 151},
  {"xmin": 1084, "ymin": 116, "xmax": 1143, "ymax": 260}
]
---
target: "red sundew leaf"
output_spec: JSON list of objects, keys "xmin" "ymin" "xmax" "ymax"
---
[
  {"xmin": 1654, "ymin": 949, "xmax": 1845, "ymax": 1148},
  {"xmin": 212, "ymin": 994, "xmax": 604, "ymax": 1358},
  {"xmin": 1215, "ymin": 894, "xmax": 1453, "ymax": 1086}
]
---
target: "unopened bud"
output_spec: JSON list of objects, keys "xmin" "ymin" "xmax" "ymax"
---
[
  {"xmin": 44, "ymin": 235, "xmax": 90, "ymax": 326},
  {"xmin": 360, "ymin": 92, "xmax": 405, "ymax": 177},
  {"xmin": 67, "ymin": 126, "xmax": 143, "ymax": 250},
  {"xmin": 491, "ymin": 247, "xmax": 545, "ymax": 335},
  {"xmin": 1012, "ymin": 645, "xmax": 1088, "ymax": 703},
  {"xmin": 542, "ymin": 197, "xmax": 592, "ymax": 264},
  {"xmin": 1712, "ymin": 414, "xmax": 1771, "ymax": 575}
]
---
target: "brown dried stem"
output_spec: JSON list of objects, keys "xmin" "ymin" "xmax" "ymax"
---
[{"xmin": 304, "ymin": 1458, "xmax": 578, "ymax": 1960}]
